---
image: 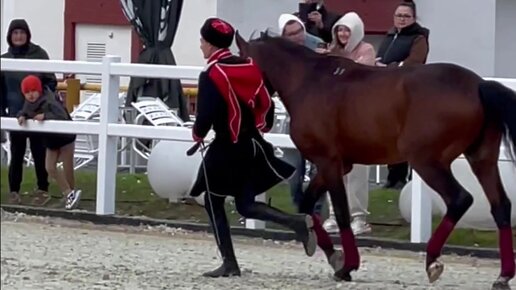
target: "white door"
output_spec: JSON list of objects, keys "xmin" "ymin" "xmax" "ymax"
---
[{"xmin": 75, "ymin": 24, "xmax": 132, "ymax": 87}]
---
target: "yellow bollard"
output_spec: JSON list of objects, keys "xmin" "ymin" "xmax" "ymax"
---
[{"xmin": 65, "ymin": 79, "xmax": 81, "ymax": 113}]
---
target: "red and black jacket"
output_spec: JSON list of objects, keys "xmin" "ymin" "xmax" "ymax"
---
[{"xmin": 193, "ymin": 49, "xmax": 275, "ymax": 143}]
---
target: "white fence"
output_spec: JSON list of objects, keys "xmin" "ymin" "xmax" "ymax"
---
[{"xmin": 1, "ymin": 56, "xmax": 515, "ymax": 244}]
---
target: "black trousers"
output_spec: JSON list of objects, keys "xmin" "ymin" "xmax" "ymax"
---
[
  {"xmin": 204, "ymin": 184, "xmax": 299, "ymax": 261},
  {"xmin": 8, "ymin": 131, "xmax": 49, "ymax": 193},
  {"xmin": 386, "ymin": 162, "xmax": 409, "ymax": 184}
]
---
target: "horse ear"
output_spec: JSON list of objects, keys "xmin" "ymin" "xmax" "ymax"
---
[
  {"xmin": 249, "ymin": 30, "xmax": 257, "ymax": 41},
  {"xmin": 235, "ymin": 30, "xmax": 250, "ymax": 55},
  {"xmin": 235, "ymin": 30, "xmax": 244, "ymax": 46}
]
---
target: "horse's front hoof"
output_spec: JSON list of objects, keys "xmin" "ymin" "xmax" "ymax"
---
[
  {"xmin": 491, "ymin": 276, "xmax": 512, "ymax": 290},
  {"xmin": 333, "ymin": 268, "xmax": 352, "ymax": 282},
  {"xmin": 426, "ymin": 260, "xmax": 444, "ymax": 283},
  {"xmin": 328, "ymin": 250, "xmax": 344, "ymax": 272}
]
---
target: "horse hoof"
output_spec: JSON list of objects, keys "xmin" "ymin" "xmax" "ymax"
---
[
  {"xmin": 333, "ymin": 268, "xmax": 352, "ymax": 282},
  {"xmin": 491, "ymin": 276, "xmax": 511, "ymax": 290},
  {"xmin": 328, "ymin": 250, "xmax": 344, "ymax": 272},
  {"xmin": 426, "ymin": 261, "xmax": 444, "ymax": 283}
]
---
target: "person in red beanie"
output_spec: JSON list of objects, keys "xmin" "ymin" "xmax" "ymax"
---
[
  {"xmin": 188, "ymin": 17, "xmax": 316, "ymax": 278},
  {"xmin": 17, "ymin": 75, "xmax": 81, "ymax": 210}
]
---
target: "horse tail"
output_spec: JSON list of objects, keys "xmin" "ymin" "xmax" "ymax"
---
[{"xmin": 478, "ymin": 80, "xmax": 516, "ymax": 163}]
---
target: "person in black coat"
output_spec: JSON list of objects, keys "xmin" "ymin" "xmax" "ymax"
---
[
  {"xmin": 375, "ymin": 0, "xmax": 430, "ymax": 189},
  {"xmin": 295, "ymin": 0, "xmax": 340, "ymax": 43},
  {"xmin": 1, "ymin": 19, "xmax": 57, "ymax": 204},
  {"xmin": 188, "ymin": 17, "xmax": 317, "ymax": 278}
]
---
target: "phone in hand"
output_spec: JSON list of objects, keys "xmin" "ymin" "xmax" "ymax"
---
[
  {"xmin": 317, "ymin": 42, "xmax": 328, "ymax": 49},
  {"xmin": 299, "ymin": 3, "xmax": 318, "ymax": 23}
]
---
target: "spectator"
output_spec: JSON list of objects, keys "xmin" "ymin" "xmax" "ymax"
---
[
  {"xmin": 278, "ymin": 14, "xmax": 325, "ymax": 50},
  {"xmin": 277, "ymin": 13, "xmax": 328, "ymax": 218},
  {"xmin": 317, "ymin": 12, "xmax": 376, "ymax": 66},
  {"xmin": 316, "ymin": 12, "xmax": 375, "ymax": 235},
  {"xmin": 295, "ymin": 0, "xmax": 340, "ymax": 43},
  {"xmin": 376, "ymin": 0, "xmax": 429, "ymax": 189},
  {"xmin": 17, "ymin": 75, "xmax": 81, "ymax": 210},
  {"xmin": 1, "ymin": 19, "xmax": 57, "ymax": 205}
]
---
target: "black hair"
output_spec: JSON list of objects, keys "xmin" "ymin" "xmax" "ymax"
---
[{"xmin": 398, "ymin": 0, "xmax": 417, "ymax": 18}]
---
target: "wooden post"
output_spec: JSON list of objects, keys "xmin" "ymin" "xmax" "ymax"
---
[{"xmin": 65, "ymin": 78, "xmax": 81, "ymax": 113}]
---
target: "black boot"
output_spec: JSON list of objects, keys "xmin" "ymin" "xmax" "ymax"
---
[
  {"xmin": 203, "ymin": 193, "xmax": 241, "ymax": 278},
  {"xmin": 203, "ymin": 256, "xmax": 241, "ymax": 278},
  {"xmin": 236, "ymin": 200, "xmax": 317, "ymax": 256},
  {"xmin": 290, "ymin": 214, "xmax": 317, "ymax": 257},
  {"xmin": 203, "ymin": 231, "xmax": 241, "ymax": 278}
]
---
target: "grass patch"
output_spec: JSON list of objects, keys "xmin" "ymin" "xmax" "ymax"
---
[{"xmin": 0, "ymin": 166, "xmax": 501, "ymax": 248}]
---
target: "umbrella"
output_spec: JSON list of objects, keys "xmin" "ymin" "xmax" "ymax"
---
[{"xmin": 120, "ymin": 0, "xmax": 190, "ymax": 121}]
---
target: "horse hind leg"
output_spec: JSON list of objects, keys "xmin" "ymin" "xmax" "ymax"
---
[
  {"xmin": 464, "ymin": 132, "xmax": 515, "ymax": 289},
  {"xmin": 316, "ymin": 160, "xmax": 358, "ymax": 282},
  {"xmin": 409, "ymin": 160, "xmax": 474, "ymax": 283}
]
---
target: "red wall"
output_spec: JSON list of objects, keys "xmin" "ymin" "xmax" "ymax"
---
[
  {"xmin": 325, "ymin": 0, "xmax": 401, "ymax": 34},
  {"xmin": 64, "ymin": 0, "xmax": 142, "ymax": 61}
]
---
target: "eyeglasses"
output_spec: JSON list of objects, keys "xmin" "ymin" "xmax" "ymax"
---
[
  {"xmin": 284, "ymin": 27, "xmax": 304, "ymax": 37},
  {"xmin": 394, "ymin": 14, "xmax": 413, "ymax": 19}
]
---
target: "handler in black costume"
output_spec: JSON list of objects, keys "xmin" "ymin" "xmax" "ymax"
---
[{"xmin": 189, "ymin": 17, "xmax": 317, "ymax": 278}]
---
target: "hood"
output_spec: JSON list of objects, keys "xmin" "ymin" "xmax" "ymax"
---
[
  {"xmin": 7, "ymin": 19, "xmax": 32, "ymax": 48},
  {"xmin": 278, "ymin": 14, "xmax": 305, "ymax": 36},
  {"xmin": 331, "ymin": 12, "xmax": 364, "ymax": 53}
]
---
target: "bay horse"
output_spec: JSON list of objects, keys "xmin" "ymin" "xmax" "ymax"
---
[{"xmin": 235, "ymin": 31, "xmax": 516, "ymax": 288}]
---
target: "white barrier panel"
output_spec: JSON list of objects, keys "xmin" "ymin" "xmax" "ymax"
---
[{"xmin": 1, "ymin": 57, "xmax": 515, "ymax": 243}]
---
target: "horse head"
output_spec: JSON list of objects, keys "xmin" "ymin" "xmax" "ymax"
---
[
  {"xmin": 236, "ymin": 29, "xmax": 323, "ymax": 110},
  {"xmin": 235, "ymin": 30, "xmax": 277, "ymax": 96},
  {"xmin": 235, "ymin": 29, "xmax": 271, "ymax": 61}
]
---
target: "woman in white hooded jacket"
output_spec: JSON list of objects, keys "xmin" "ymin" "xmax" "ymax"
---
[
  {"xmin": 318, "ymin": 12, "xmax": 374, "ymax": 236},
  {"xmin": 317, "ymin": 12, "xmax": 376, "ymax": 66}
]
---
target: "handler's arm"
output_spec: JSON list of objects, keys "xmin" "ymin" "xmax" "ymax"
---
[{"xmin": 192, "ymin": 73, "xmax": 217, "ymax": 141}]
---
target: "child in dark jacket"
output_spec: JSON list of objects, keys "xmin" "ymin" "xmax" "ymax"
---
[{"xmin": 17, "ymin": 75, "xmax": 81, "ymax": 209}]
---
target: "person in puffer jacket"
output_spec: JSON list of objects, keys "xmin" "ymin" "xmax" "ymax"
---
[
  {"xmin": 319, "ymin": 12, "xmax": 376, "ymax": 66},
  {"xmin": 1, "ymin": 19, "xmax": 57, "ymax": 205}
]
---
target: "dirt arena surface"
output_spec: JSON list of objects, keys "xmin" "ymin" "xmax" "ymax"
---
[{"xmin": 1, "ymin": 210, "xmax": 512, "ymax": 290}]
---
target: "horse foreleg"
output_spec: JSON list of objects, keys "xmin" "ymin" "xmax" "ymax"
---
[
  {"xmin": 319, "ymin": 161, "xmax": 358, "ymax": 282},
  {"xmin": 410, "ymin": 161, "xmax": 474, "ymax": 283},
  {"xmin": 299, "ymin": 172, "xmax": 342, "ymax": 271}
]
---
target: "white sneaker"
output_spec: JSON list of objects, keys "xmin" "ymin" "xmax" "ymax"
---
[
  {"xmin": 323, "ymin": 217, "xmax": 339, "ymax": 234},
  {"xmin": 323, "ymin": 216, "xmax": 372, "ymax": 236},
  {"xmin": 65, "ymin": 189, "xmax": 82, "ymax": 210},
  {"xmin": 351, "ymin": 216, "xmax": 372, "ymax": 236}
]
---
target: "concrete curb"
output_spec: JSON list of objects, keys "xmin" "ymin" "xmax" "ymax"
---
[{"xmin": 1, "ymin": 204, "xmax": 501, "ymax": 259}]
